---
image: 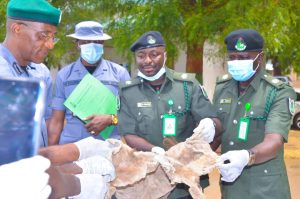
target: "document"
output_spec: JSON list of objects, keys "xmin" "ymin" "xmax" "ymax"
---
[{"xmin": 64, "ymin": 73, "xmax": 117, "ymax": 139}]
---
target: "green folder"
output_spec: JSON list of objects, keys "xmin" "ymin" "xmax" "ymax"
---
[{"xmin": 64, "ymin": 73, "xmax": 117, "ymax": 139}]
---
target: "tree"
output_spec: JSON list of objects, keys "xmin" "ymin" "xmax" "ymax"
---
[
  {"xmin": 82, "ymin": 0, "xmax": 300, "ymax": 75},
  {"xmin": 0, "ymin": 0, "xmax": 299, "ymax": 75}
]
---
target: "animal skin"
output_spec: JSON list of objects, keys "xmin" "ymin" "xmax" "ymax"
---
[{"xmin": 105, "ymin": 132, "xmax": 218, "ymax": 199}]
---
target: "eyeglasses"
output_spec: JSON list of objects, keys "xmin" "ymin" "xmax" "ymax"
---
[{"xmin": 19, "ymin": 23, "xmax": 59, "ymax": 44}]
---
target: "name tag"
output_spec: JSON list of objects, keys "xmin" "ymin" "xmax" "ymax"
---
[
  {"xmin": 220, "ymin": 98, "xmax": 232, "ymax": 104},
  {"xmin": 137, "ymin": 102, "xmax": 152, "ymax": 108}
]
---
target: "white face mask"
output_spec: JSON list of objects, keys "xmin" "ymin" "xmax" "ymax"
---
[
  {"xmin": 137, "ymin": 52, "xmax": 167, "ymax": 81},
  {"xmin": 227, "ymin": 52, "xmax": 262, "ymax": 81}
]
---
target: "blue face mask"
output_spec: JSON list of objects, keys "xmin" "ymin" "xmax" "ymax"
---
[
  {"xmin": 227, "ymin": 53, "xmax": 261, "ymax": 82},
  {"xmin": 80, "ymin": 43, "xmax": 104, "ymax": 64}
]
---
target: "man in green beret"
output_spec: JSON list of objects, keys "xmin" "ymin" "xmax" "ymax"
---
[
  {"xmin": 214, "ymin": 29, "xmax": 295, "ymax": 199},
  {"xmin": 118, "ymin": 31, "xmax": 222, "ymax": 199},
  {"xmin": 0, "ymin": 0, "xmax": 61, "ymax": 147}
]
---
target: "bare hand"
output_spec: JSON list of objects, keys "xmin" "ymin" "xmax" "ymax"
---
[{"xmin": 84, "ymin": 114, "xmax": 111, "ymax": 136}]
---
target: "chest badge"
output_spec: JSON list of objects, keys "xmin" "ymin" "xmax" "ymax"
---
[
  {"xmin": 220, "ymin": 98, "xmax": 232, "ymax": 104},
  {"xmin": 137, "ymin": 102, "xmax": 152, "ymax": 108}
]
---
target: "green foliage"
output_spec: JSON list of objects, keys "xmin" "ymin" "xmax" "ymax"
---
[
  {"xmin": 0, "ymin": 0, "xmax": 299, "ymax": 74},
  {"xmin": 0, "ymin": 0, "xmax": 8, "ymax": 40}
]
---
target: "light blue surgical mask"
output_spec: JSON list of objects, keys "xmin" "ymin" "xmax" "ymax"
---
[
  {"xmin": 227, "ymin": 53, "xmax": 261, "ymax": 81},
  {"xmin": 80, "ymin": 43, "xmax": 104, "ymax": 64}
]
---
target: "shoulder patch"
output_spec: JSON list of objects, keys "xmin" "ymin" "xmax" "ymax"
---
[
  {"xmin": 262, "ymin": 75, "xmax": 284, "ymax": 89},
  {"xmin": 173, "ymin": 71, "xmax": 196, "ymax": 82},
  {"xmin": 119, "ymin": 78, "xmax": 142, "ymax": 89},
  {"xmin": 216, "ymin": 74, "xmax": 232, "ymax": 84}
]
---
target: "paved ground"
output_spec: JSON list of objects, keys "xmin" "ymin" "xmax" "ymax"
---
[{"xmin": 204, "ymin": 129, "xmax": 300, "ymax": 199}]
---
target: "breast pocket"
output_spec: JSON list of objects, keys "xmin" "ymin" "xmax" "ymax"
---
[
  {"xmin": 247, "ymin": 106, "xmax": 266, "ymax": 142},
  {"xmin": 136, "ymin": 107, "xmax": 155, "ymax": 136},
  {"xmin": 216, "ymin": 103, "xmax": 231, "ymax": 127}
]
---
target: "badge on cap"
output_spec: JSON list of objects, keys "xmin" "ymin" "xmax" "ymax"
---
[
  {"xmin": 235, "ymin": 37, "xmax": 247, "ymax": 51},
  {"xmin": 147, "ymin": 35, "xmax": 156, "ymax": 44}
]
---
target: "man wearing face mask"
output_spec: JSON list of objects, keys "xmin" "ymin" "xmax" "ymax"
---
[
  {"xmin": 214, "ymin": 29, "xmax": 295, "ymax": 199},
  {"xmin": 118, "ymin": 31, "xmax": 222, "ymax": 199},
  {"xmin": 48, "ymin": 21, "xmax": 130, "ymax": 145}
]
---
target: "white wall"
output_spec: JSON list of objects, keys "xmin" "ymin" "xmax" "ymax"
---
[{"xmin": 203, "ymin": 41, "xmax": 227, "ymax": 100}]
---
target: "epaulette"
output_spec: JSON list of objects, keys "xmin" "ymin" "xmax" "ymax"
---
[
  {"xmin": 262, "ymin": 74, "xmax": 285, "ymax": 89},
  {"xmin": 119, "ymin": 78, "xmax": 142, "ymax": 89},
  {"xmin": 172, "ymin": 71, "xmax": 196, "ymax": 83},
  {"xmin": 216, "ymin": 74, "xmax": 232, "ymax": 84}
]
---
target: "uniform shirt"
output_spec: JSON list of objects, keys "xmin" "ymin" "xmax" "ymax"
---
[
  {"xmin": 52, "ymin": 58, "xmax": 130, "ymax": 144},
  {"xmin": 0, "ymin": 44, "xmax": 52, "ymax": 147},
  {"xmin": 213, "ymin": 69, "xmax": 295, "ymax": 199},
  {"xmin": 118, "ymin": 68, "xmax": 217, "ymax": 198}
]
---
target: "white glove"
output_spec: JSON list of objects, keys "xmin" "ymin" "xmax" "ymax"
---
[
  {"xmin": 70, "ymin": 174, "xmax": 108, "ymax": 199},
  {"xmin": 151, "ymin": 146, "xmax": 165, "ymax": 155},
  {"xmin": 75, "ymin": 156, "xmax": 115, "ymax": 182},
  {"xmin": 217, "ymin": 150, "xmax": 249, "ymax": 182},
  {"xmin": 193, "ymin": 118, "xmax": 215, "ymax": 143},
  {"xmin": 0, "ymin": 156, "xmax": 51, "ymax": 199},
  {"xmin": 74, "ymin": 137, "xmax": 115, "ymax": 160}
]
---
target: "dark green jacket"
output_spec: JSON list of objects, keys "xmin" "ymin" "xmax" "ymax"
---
[
  {"xmin": 118, "ymin": 68, "xmax": 217, "ymax": 198},
  {"xmin": 213, "ymin": 69, "xmax": 295, "ymax": 199}
]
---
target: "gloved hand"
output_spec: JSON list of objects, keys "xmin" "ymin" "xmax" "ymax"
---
[
  {"xmin": 151, "ymin": 146, "xmax": 165, "ymax": 155},
  {"xmin": 193, "ymin": 118, "xmax": 215, "ymax": 143},
  {"xmin": 75, "ymin": 156, "xmax": 115, "ymax": 182},
  {"xmin": 74, "ymin": 137, "xmax": 115, "ymax": 160},
  {"xmin": 70, "ymin": 174, "xmax": 108, "ymax": 199},
  {"xmin": 0, "ymin": 156, "xmax": 51, "ymax": 199},
  {"xmin": 217, "ymin": 150, "xmax": 249, "ymax": 182}
]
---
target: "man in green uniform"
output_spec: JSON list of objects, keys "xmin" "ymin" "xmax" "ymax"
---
[
  {"xmin": 214, "ymin": 29, "xmax": 295, "ymax": 199},
  {"xmin": 118, "ymin": 31, "xmax": 222, "ymax": 199}
]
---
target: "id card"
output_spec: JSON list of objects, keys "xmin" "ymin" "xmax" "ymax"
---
[
  {"xmin": 238, "ymin": 118, "xmax": 249, "ymax": 141},
  {"xmin": 162, "ymin": 114, "xmax": 177, "ymax": 136}
]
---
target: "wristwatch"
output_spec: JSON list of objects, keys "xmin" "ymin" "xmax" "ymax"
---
[
  {"xmin": 111, "ymin": 114, "xmax": 118, "ymax": 125},
  {"xmin": 247, "ymin": 149, "xmax": 256, "ymax": 166}
]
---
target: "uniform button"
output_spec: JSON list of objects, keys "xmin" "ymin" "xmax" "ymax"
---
[
  {"xmin": 233, "ymin": 120, "xmax": 237, "ymax": 124},
  {"xmin": 178, "ymin": 106, "xmax": 182, "ymax": 110},
  {"xmin": 238, "ymin": 101, "xmax": 241, "ymax": 105},
  {"xmin": 219, "ymin": 107, "xmax": 223, "ymax": 111},
  {"xmin": 264, "ymin": 169, "xmax": 268, "ymax": 174},
  {"xmin": 138, "ymin": 112, "xmax": 141, "ymax": 116},
  {"xmin": 250, "ymin": 111, "xmax": 254, "ymax": 115},
  {"xmin": 229, "ymin": 141, "xmax": 234, "ymax": 146}
]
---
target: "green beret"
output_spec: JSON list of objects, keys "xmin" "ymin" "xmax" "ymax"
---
[{"xmin": 7, "ymin": 0, "xmax": 61, "ymax": 26}]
